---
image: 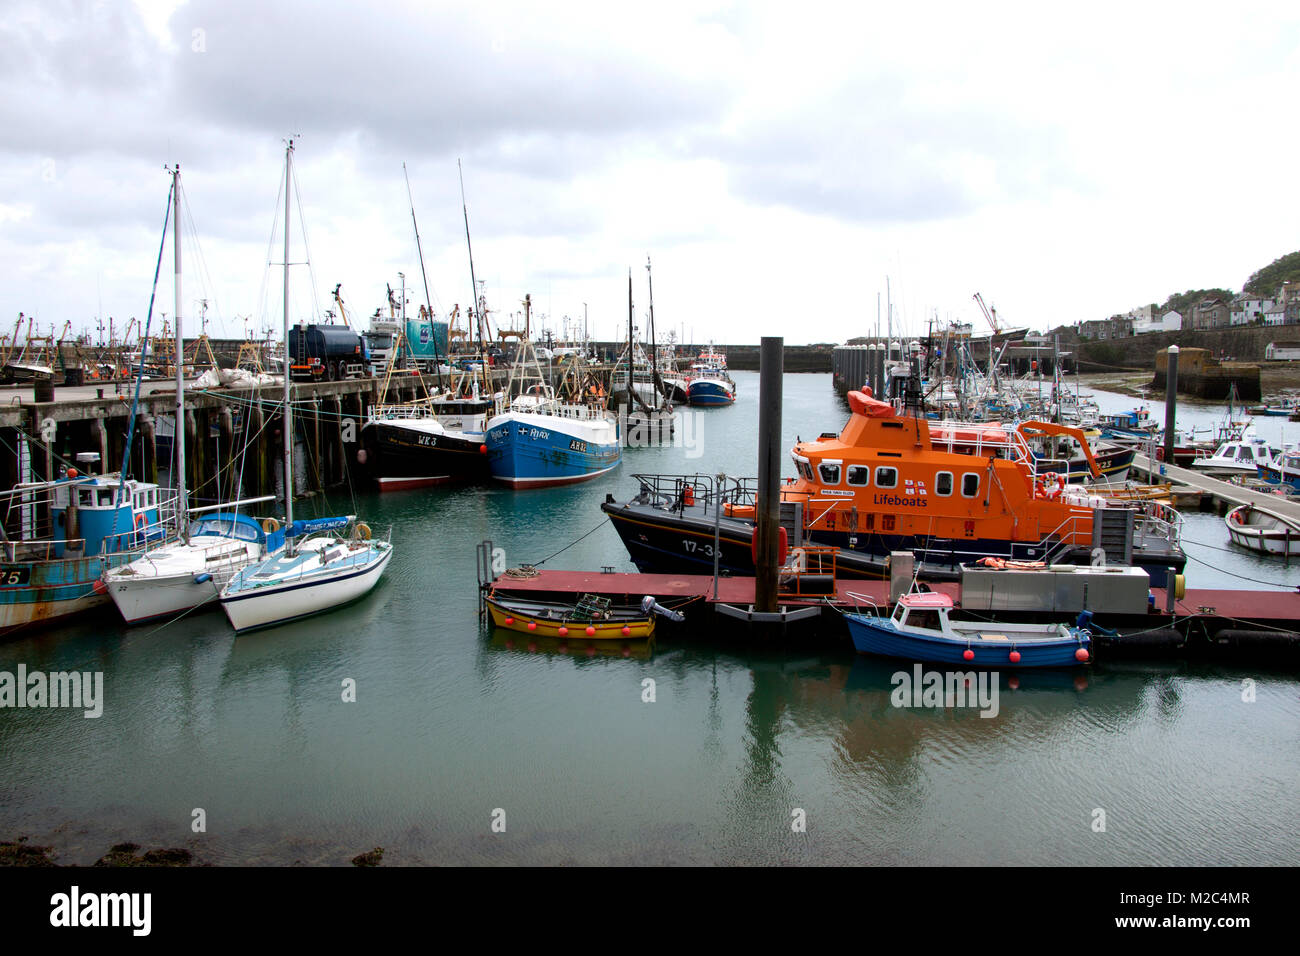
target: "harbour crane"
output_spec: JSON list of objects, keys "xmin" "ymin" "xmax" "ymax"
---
[
  {"xmin": 332, "ymin": 283, "xmax": 353, "ymax": 328},
  {"xmin": 972, "ymin": 292, "xmax": 1001, "ymax": 335}
]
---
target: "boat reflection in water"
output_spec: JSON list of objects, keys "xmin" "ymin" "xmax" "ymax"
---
[{"xmin": 486, "ymin": 628, "xmax": 656, "ymax": 661}]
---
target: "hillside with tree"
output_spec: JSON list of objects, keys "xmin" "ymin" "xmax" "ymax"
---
[
  {"xmin": 1156, "ymin": 288, "xmax": 1234, "ymax": 317},
  {"xmin": 1243, "ymin": 250, "xmax": 1300, "ymax": 297}
]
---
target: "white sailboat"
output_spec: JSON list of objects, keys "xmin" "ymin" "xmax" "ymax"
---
[
  {"xmin": 219, "ymin": 140, "xmax": 393, "ymax": 632},
  {"xmin": 105, "ymin": 165, "xmax": 283, "ymax": 625}
]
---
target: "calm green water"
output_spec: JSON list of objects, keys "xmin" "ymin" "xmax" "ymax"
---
[{"xmin": 1, "ymin": 372, "xmax": 1297, "ymax": 865}]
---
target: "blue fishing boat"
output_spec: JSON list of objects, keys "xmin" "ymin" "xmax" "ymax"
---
[
  {"xmin": 1, "ymin": 461, "xmax": 174, "ymax": 633},
  {"xmin": 484, "ymin": 291, "xmax": 621, "ymax": 488},
  {"xmin": 486, "ymin": 391, "xmax": 621, "ymax": 487},
  {"xmin": 1098, "ymin": 408, "xmax": 1158, "ymax": 441},
  {"xmin": 686, "ymin": 347, "xmax": 736, "ymax": 406},
  {"xmin": 1258, "ymin": 449, "xmax": 1300, "ymax": 491},
  {"xmin": 841, "ymin": 592, "xmax": 1092, "ymax": 667}
]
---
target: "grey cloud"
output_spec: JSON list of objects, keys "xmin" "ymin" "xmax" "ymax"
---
[{"xmin": 699, "ymin": 74, "xmax": 1075, "ymax": 224}]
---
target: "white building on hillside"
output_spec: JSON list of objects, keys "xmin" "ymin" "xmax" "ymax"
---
[
  {"xmin": 1133, "ymin": 310, "xmax": 1181, "ymax": 334},
  {"xmin": 1231, "ymin": 296, "xmax": 1274, "ymax": 326}
]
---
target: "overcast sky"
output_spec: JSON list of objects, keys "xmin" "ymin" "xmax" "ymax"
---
[{"xmin": 4, "ymin": 0, "xmax": 1300, "ymax": 347}]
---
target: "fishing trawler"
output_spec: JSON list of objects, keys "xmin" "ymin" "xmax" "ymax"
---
[
  {"xmin": 686, "ymin": 346, "xmax": 736, "ymax": 406},
  {"xmin": 485, "ymin": 294, "xmax": 621, "ymax": 488},
  {"xmin": 601, "ymin": 372, "xmax": 1185, "ymax": 586},
  {"xmin": 360, "ymin": 391, "xmax": 494, "ymax": 490},
  {"xmin": 1, "ymin": 456, "xmax": 174, "ymax": 632}
]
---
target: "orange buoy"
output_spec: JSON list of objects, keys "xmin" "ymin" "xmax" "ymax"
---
[
  {"xmin": 1009, "ymin": 650, "xmax": 1021, "ymax": 663},
  {"xmin": 558, "ymin": 626, "xmax": 568, "ymax": 637},
  {"xmin": 621, "ymin": 626, "xmax": 630, "ymax": 636},
  {"xmin": 1075, "ymin": 647, "xmax": 1090, "ymax": 662},
  {"xmin": 527, "ymin": 621, "xmax": 537, "ymax": 631},
  {"xmin": 963, "ymin": 649, "xmax": 975, "ymax": 661},
  {"xmin": 585, "ymin": 625, "xmax": 596, "ymax": 637},
  {"xmin": 504, "ymin": 616, "xmax": 514, "ymax": 625},
  {"xmin": 479, "ymin": 444, "xmax": 487, "ymax": 454}
]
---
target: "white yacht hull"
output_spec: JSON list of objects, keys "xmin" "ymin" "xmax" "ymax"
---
[
  {"xmin": 107, "ymin": 571, "xmax": 225, "ymax": 625},
  {"xmin": 219, "ymin": 543, "xmax": 392, "ymax": 632}
]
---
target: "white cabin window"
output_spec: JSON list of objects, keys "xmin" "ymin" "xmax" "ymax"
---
[
  {"xmin": 962, "ymin": 473, "xmax": 980, "ymax": 497},
  {"xmin": 846, "ymin": 465, "xmax": 870, "ymax": 486},
  {"xmin": 875, "ymin": 466, "xmax": 897, "ymax": 489},
  {"xmin": 818, "ymin": 463, "xmax": 841, "ymax": 485},
  {"xmin": 935, "ymin": 472, "xmax": 953, "ymax": 496}
]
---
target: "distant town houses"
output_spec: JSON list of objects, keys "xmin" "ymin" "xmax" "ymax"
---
[
  {"xmin": 1230, "ymin": 294, "xmax": 1274, "ymax": 326},
  {"xmin": 1081, "ymin": 282, "xmax": 1300, "ymax": 339},
  {"xmin": 1080, "ymin": 307, "xmax": 1179, "ymax": 339},
  {"xmin": 1189, "ymin": 295, "xmax": 1231, "ymax": 330},
  {"xmin": 1282, "ymin": 280, "xmax": 1300, "ymax": 324}
]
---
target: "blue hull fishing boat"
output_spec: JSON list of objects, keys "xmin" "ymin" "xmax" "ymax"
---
[
  {"xmin": 686, "ymin": 346, "xmax": 735, "ymax": 406},
  {"xmin": 1257, "ymin": 450, "xmax": 1300, "ymax": 492},
  {"xmin": 1, "ymin": 463, "xmax": 173, "ymax": 633},
  {"xmin": 486, "ymin": 395, "xmax": 621, "ymax": 488},
  {"xmin": 484, "ymin": 290, "xmax": 621, "ymax": 488},
  {"xmin": 841, "ymin": 592, "xmax": 1092, "ymax": 667}
]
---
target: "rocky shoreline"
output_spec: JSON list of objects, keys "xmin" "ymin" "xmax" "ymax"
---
[
  {"xmin": 1074, "ymin": 369, "xmax": 1300, "ymax": 402},
  {"xmin": 1, "ymin": 836, "xmax": 389, "ymax": 867},
  {"xmin": 1, "ymin": 837, "xmax": 198, "ymax": 867}
]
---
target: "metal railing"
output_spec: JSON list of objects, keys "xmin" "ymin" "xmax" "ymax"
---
[{"xmin": 627, "ymin": 473, "xmax": 758, "ymax": 510}]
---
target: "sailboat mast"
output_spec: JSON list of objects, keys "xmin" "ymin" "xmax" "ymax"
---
[
  {"xmin": 172, "ymin": 165, "xmax": 188, "ymax": 540},
  {"xmin": 404, "ymin": 162, "xmax": 443, "ymax": 390},
  {"xmin": 458, "ymin": 160, "xmax": 487, "ymax": 395},
  {"xmin": 627, "ymin": 270, "xmax": 634, "ymax": 408},
  {"xmin": 647, "ymin": 255, "xmax": 658, "ymax": 395},
  {"xmin": 283, "ymin": 140, "xmax": 295, "ymax": 545}
]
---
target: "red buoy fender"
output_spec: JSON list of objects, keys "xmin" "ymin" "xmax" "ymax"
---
[{"xmin": 750, "ymin": 526, "xmax": 788, "ymax": 566}]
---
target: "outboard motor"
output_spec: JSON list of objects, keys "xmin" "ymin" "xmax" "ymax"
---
[{"xmin": 641, "ymin": 595, "xmax": 685, "ymax": 622}]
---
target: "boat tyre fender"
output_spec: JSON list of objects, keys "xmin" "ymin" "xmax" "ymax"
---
[
  {"xmin": 262, "ymin": 517, "xmax": 281, "ymax": 533},
  {"xmin": 133, "ymin": 512, "xmax": 147, "ymax": 535},
  {"xmin": 353, "ymin": 521, "xmax": 371, "ymax": 541}
]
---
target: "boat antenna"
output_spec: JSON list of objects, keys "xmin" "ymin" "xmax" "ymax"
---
[
  {"xmin": 458, "ymin": 159, "xmax": 488, "ymax": 396},
  {"xmin": 404, "ymin": 162, "xmax": 443, "ymax": 391}
]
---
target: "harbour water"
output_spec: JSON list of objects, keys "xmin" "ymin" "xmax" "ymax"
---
[{"xmin": 2, "ymin": 373, "xmax": 1297, "ymax": 865}]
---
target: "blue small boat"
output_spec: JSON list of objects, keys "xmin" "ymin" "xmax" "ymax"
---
[
  {"xmin": 1257, "ymin": 450, "xmax": 1300, "ymax": 492},
  {"xmin": 1098, "ymin": 408, "xmax": 1158, "ymax": 441},
  {"xmin": 841, "ymin": 592, "xmax": 1092, "ymax": 667}
]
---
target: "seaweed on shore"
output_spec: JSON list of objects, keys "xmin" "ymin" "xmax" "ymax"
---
[
  {"xmin": 351, "ymin": 847, "xmax": 384, "ymax": 867},
  {"xmin": 0, "ymin": 837, "xmax": 56, "ymax": 867},
  {"xmin": 0, "ymin": 836, "xmax": 199, "ymax": 867}
]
